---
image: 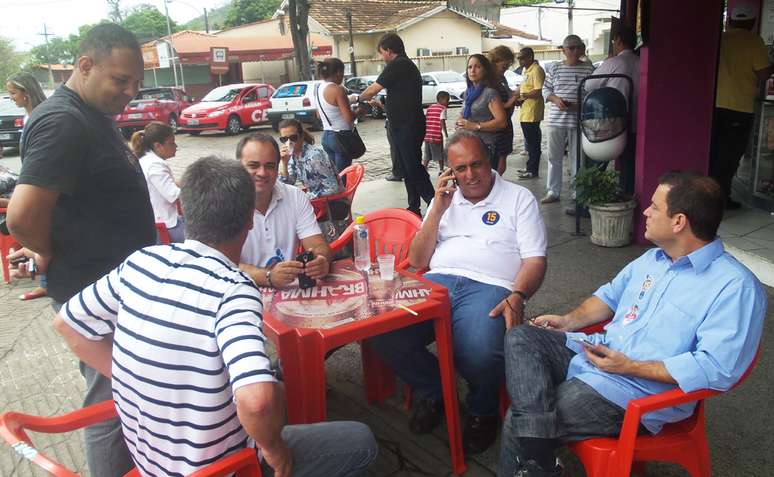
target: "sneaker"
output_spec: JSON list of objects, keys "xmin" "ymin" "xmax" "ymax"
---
[
  {"xmin": 463, "ymin": 415, "xmax": 499, "ymax": 455},
  {"xmin": 518, "ymin": 172, "xmax": 538, "ymax": 180},
  {"xmin": 385, "ymin": 175, "xmax": 403, "ymax": 182},
  {"xmin": 540, "ymin": 193, "xmax": 560, "ymax": 204},
  {"xmin": 514, "ymin": 458, "xmax": 563, "ymax": 477},
  {"xmin": 516, "ymin": 168, "xmax": 528, "ymax": 173},
  {"xmin": 409, "ymin": 398, "xmax": 443, "ymax": 434}
]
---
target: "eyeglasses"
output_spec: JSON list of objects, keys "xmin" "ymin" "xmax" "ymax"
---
[
  {"xmin": 279, "ymin": 134, "xmax": 299, "ymax": 143},
  {"xmin": 563, "ymin": 45, "xmax": 583, "ymax": 51}
]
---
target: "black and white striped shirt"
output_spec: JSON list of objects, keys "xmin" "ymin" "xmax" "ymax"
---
[
  {"xmin": 62, "ymin": 240, "xmax": 275, "ymax": 477},
  {"xmin": 542, "ymin": 61, "xmax": 595, "ymax": 128}
]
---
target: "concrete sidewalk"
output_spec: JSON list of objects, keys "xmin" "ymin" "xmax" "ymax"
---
[{"xmin": 1, "ymin": 162, "xmax": 772, "ymax": 476}]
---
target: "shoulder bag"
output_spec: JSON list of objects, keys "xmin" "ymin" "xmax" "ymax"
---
[{"xmin": 316, "ymin": 83, "xmax": 366, "ymax": 160}]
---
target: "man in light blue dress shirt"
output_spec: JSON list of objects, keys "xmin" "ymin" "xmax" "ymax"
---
[{"xmin": 497, "ymin": 171, "xmax": 767, "ymax": 477}]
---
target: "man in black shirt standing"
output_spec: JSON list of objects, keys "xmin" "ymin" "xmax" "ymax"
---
[
  {"xmin": 360, "ymin": 33, "xmax": 435, "ymax": 215},
  {"xmin": 7, "ymin": 24, "xmax": 155, "ymax": 477}
]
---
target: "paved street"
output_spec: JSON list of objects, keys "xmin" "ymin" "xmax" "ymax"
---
[{"xmin": 1, "ymin": 115, "xmax": 772, "ymax": 476}]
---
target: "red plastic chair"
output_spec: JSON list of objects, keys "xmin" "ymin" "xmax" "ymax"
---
[
  {"xmin": 0, "ymin": 400, "xmax": 262, "ymax": 476},
  {"xmin": 328, "ymin": 207, "xmax": 422, "ymax": 271},
  {"xmin": 311, "ymin": 163, "xmax": 365, "ymax": 221},
  {"xmin": 155, "ymin": 222, "xmax": 171, "ymax": 245},
  {"xmin": 0, "ymin": 208, "xmax": 20, "ymax": 284}
]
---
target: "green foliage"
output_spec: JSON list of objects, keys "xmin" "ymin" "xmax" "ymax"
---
[
  {"xmin": 223, "ymin": 0, "xmax": 282, "ymax": 28},
  {"xmin": 572, "ymin": 166, "xmax": 625, "ymax": 206},
  {"xmin": 29, "ymin": 35, "xmax": 80, "ymax": 66},
  {"xmin": 122, "ymin": 4, "xmax": 178, "ymax": 43},
  {"xmin": 1, "ymin": 36, "xmax": 26, "ymax": 84},
  {"xmin": 182, "ymin": 3, "xmax": 230, "ymax": 31}
]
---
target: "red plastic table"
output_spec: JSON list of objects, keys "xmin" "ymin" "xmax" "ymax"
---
[{"xmin": 260, "ymin": 261, "xmax": 466, "ymax": 475}]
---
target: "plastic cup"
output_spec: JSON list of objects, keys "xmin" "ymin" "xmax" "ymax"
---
[{"xmin": 377, "ymin": 254, "xmax": 395, "ymax": 281}]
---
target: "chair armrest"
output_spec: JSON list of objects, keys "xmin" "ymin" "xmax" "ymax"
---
[
  {"xmin": 329, "ymin": 226, "xmax": 354, "ymax": 252},
  {"xmin": 0, "ymin": 400, "xmax": 118, "ymax": 477}
]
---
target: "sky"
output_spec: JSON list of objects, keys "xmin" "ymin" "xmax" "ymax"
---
[{"xmin": 1, "ymin": 0, "xmax": 228, "ymax": 50}]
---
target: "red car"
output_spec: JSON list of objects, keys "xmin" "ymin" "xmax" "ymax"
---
[
  {"xmin": 178, "ymin": 83, "xmax": 274, "ymax": 135},
  {"xmin": 115, "ymin": 87, "xmax": 192, "ymax": 135}
]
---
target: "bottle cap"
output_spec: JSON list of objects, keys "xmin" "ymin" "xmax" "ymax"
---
[{"xmin": 355, "ymin": 215, "xmax": 365, "ymax": 224}]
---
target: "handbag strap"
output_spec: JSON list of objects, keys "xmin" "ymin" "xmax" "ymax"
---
[{"xmin": 315, "ymin": 83, "xmax": 335, "ymax": 128}]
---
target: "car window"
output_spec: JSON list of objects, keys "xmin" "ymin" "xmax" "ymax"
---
[
  {"xmin": 242, "ymin": 89, "xmax": 258, "ymax": 102},
  {"xmin": 257, "ymin": 87, "xmax": 269, "ymax": 99},
  {"xmin": 435, "ymin": 72, "xmax": 465, "ymax": 83},
  {"xmin": 274, "ymin": 84, "xmax": 309, "ymax": 98},
  {"xmin": 201, "ymin": 86, "xmax": 245, "ymax": 102},
  {"xmin": 0, "ymin": 99, "xmax": 25, "ymax": 115}
]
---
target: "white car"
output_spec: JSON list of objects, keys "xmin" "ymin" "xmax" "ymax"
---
[
  {"xmin": 504, "ymin": 70, "xmax": 524, "ymax": 90},
  {"xmin": 420, "ymin": 71, "xmax": 467, "ymax": 106},
  {"xmin": 267, "ymin": 80, "xmax": 324, "ymax": 131}
]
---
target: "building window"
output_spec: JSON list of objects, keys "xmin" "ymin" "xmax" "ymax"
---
[
  {"xmin": 417, "ymin": 48, "xmax": 432, "ymax": 57},
  {"xmin": 455, "ymin": 47, "xmax": 469, "ymax": 55}
]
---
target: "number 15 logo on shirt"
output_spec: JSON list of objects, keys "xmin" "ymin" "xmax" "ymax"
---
[{"xmin": 482, "ymin": 211, "xmax": 500, "ymax": 225}]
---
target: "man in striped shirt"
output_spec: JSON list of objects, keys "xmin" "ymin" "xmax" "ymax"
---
[
  {"xmin": 541, "ymin": 35, "xmax": 595, "ymax": 204},
  {"xmin": 53, "ymin": 156, "xmax": 377, "ymax": 477}
]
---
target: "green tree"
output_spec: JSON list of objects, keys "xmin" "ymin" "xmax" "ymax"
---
[
  {"xmin": 122, "ymin": 4, "xmax": 177, "ymax": 43},
  {"xmin": 1, "ymin": 36, "xmax": 26, "ymax": 84},
  {"xmin": 224, "ymin": 0, "xmax": 282, "ymax": 28},
  {"xmin": 107, "ymin": 0, "xmax": 124, "ymax": 23},
  {"xmin": 29, "ymin": 35, "xmax": 80, "ymax": 66}
]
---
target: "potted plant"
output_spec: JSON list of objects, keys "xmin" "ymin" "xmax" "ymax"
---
[{"xmin": 572, "ymin": 166, "xmax": 637, "ymax": 247}]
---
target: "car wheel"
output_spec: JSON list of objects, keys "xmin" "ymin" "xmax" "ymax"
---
[
  {"xmin": 226, "ymin": 115, "xmax": 241, "ymax": 135},
  {"xmin": 188, "ymin": 131, "xmax": 201, "ymax": 136},
  {"xmin": 311, "ymin": 118, "xmax": 324, "ymax": 131},
  {"xmin": 168, "ymin": 114, "xmax": 178, "ymax": 133},
  {"xmin": 271, "ymin": 122, "xmax": 280, "ymax": 132}
]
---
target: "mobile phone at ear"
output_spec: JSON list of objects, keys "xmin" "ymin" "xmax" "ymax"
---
[{"xmin": 295, "ymin": 251, "xmax": 316, "ymax": 289}]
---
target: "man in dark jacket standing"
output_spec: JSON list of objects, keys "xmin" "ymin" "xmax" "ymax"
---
[{"xmin": 359, "ymin": 33, "xmax": 435, "ymax": 215}]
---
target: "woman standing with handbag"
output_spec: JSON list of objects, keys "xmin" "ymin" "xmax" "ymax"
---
[
  {"xmin": 455, "ymin": 54, "xmax": 507, "ymax": 169},
  {"xmin": 315, "ymin": 58, "xmax": 361, "ymax": 172}
]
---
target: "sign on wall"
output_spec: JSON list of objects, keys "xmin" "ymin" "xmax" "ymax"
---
[{"xmin": 210, "ymin": 47, "xmax": 230, "ymax": 74}]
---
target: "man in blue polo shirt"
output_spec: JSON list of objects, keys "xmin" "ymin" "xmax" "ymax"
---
[
  {"xmin": 369, "ymin": 130, "xmax": 548, "ymax": 455},
  {"xmin": 498, "ymin": 171, "xmax": 767, "ymax": 477}
]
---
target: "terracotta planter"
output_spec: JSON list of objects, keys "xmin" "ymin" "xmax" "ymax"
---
[{"xmin": 588, "ymin": 200, "xmax": 637, "ymax": 247}]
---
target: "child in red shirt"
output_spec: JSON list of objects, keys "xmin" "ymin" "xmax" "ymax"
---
[{"xmin": 422, "ymin": 91, "xmax": 450, "ymax": 171}]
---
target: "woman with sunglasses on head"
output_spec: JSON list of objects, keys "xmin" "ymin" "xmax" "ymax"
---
[
  {"xmin": 455, "ymin": 54, "xmax": 507, "ymax": 169},
  {"xmin": 278, "ymin": 118, "xmax": 343, "ymax": 199},
  {"xmin": 488, "ymin": 46, "xmax": 520, "ymax": 176},
  {"xmin": 315, "ymin": 57, "xmax": 360, "ymax": 172},
  {"xmin": 5, "ymin": 72, "xmax": 48, "ymax": 300},
  {"xmin": 130, "ymin": 121, "xmax": 185, "ymax": 243}
]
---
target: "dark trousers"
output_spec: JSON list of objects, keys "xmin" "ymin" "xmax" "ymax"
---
[
  {"xmin": 521, "ymin": 121, "xmax": 542, "ymax": 175},
  {"xmin": 497, "ymin": 325, "xmax": 633, "ymax": 477},
  {"xmin": 709, "ymin": 108, "xmax": 754, "ymax": 200},
  {"xmin": 385, "ymin": 121, "xmax": 404, "ymax": 179},
  {"xmin": 390, "ymin": 122, "xmax": 435, "ymax": 213}
]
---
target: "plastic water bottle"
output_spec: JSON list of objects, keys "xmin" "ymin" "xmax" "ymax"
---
[{"xmin": 353, "ymin": 215, "xmax": 371, "ymax": 272}]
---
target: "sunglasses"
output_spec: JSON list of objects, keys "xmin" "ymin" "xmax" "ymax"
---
[
  {"xmin": 279, "ymin": 134, "xmax": 299, "ymax": 143},
  {"xmin": 563, "ymin": 45, "xmax": 583, "ymax": 51}
]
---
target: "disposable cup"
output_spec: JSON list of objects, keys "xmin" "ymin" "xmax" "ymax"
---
[{"xmin": 377, "ymin": 254, "xmax": 395, "ymax": 280}]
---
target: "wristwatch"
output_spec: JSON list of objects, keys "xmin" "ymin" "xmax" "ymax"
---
[
  {"xmin": 477, "ymin": 122, "xmax": 482, "ymax": 131},
  {"xmin": 266, "ymin": 268, "xmax": 274, "ymax": 287}
]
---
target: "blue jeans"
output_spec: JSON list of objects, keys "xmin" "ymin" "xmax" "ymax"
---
[
  {"xmin": 260, "ymin": 421, "xmax": 377, "ymax": 477},
  {"xmin": 322, "ymin": 130, "xmax": 351, "ymax": 172},
  {"xmin": 368, "ymin": 273, "xmax": 511, "ymax": 416}
]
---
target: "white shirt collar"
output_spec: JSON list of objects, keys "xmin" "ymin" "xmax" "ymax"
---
[{"xmin": 453, "ymin": 170, "xmax": 502, "ymax": 207}]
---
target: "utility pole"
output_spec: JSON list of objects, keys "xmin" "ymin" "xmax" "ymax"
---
[
  {"xmin": 567, "ymin": 0, "xmax": 574, "ymax": 35},
  {"xmin": 537, "ymin": 7, "xmax": 543, "ymax": 40},
  {"xmin": 346, "ymin": 8, "xmax": 357, "ymax": 76},
  {"xmin": 38, "ymin": 24, "xmax": 55, "ymax": 87},
  {"xmin": 204, "ymin": 8, "xmax": 209, "ymax": 33},
  {"xmin": 162, "ymin": 0, "xmax": 179, "ymax": 87}
]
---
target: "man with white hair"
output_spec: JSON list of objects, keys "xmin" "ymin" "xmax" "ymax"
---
[
  {"xmin": 540, "ymin": 35, "xmax": 595, "ymax": 205},
  {"xmin": 709, "ymin": 4, "xmax": 774, "ymax": 209}
]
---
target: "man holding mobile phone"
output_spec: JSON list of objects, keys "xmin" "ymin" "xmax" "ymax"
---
[
  {"xmin": 369, "ymin": 131, "xmax": 547, "ymax": 455},
  {"xmin": 497, "ymin": 172, "xmax": 767, "ymax": 477}
]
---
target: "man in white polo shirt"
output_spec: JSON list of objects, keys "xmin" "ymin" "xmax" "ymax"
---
[
  {"xmin": 369, "ymin": 131, "xmax": 547, "ymax": 455},
  {"xmin": 236, "ymin": 133, "xmax": 333, "ymax": 288}
]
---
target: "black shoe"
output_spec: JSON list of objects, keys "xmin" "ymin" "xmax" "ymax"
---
[
  {"xmin": 409, "ymin": 398, "xmax": 443, "ymax": 434},
  {"xmin": 406, "ymin": 207, "xmax": 422, "ymax": 218},
  {"xmin": 726, "ymin": 199, "xmax": 742, "ymax": 210},
  {"xmin": 564, "ymin": 206, "xmax": 590, "ymax": 218},
  {"xmin": 514, "ymin": 458, "xmax": 563, "ymax": 477},
  {"xmin": 386, "ymin": 175, "xmax": 403, "ymax": 182},
  {"xmin": 463, "ymin": 415, "xmax": 499, "ymax": 455}
]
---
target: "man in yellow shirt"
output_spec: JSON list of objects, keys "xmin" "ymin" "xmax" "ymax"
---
[
  {"xmin": 514, "ymin": 48, "xmax": 545, "ymax": 179},
  {"xmin": 710, "ymin": 4, "xmax": 774, "ymax": 209}
]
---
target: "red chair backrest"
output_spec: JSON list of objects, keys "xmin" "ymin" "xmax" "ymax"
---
[
  {"xmin": 331, "ymin": 208, "xmax": 422, "ymax": 267},
  {"xmin": 340, "ymin": 163, "xmax": 365, "ymax": 198}
]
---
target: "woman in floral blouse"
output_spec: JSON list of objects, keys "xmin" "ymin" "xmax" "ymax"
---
[{"xmin": 278, "ymin": 118, "xmax": 344, "ymax": 198}]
